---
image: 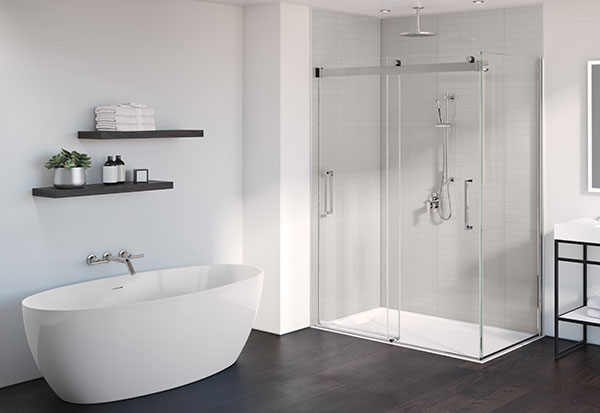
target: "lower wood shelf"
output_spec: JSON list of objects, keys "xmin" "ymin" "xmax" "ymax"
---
[{"xmin": 32, "ymin": 180, "xmax": 173, "ymax": 198}]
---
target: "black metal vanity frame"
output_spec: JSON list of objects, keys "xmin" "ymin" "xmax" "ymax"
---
[{"xmin": 554, "ymin": 238, "xmax": 600, "ymax": 359}]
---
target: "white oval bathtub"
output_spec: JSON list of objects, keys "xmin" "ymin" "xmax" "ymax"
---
[{"xmin": 22, "ymin": 264, "xmax": 263, "ymax": 404}]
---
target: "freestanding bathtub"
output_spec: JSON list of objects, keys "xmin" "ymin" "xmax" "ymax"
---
[{"xmin": 22, "ymin": 264, "xmax": 263, "ymax": 404}]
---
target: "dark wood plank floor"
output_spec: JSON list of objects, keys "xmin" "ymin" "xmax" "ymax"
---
[{"xmin": 1, "ymin": 329, "xmax": 600, "ymax": 412}]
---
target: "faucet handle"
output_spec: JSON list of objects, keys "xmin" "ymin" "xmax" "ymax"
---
[
  {"xmin": 119, "ymin": 249, "xmax": 144, "ymax": 260},
  {"xmin": 87, "ymin": 254, "xmax": 105, "ymax": 265}
]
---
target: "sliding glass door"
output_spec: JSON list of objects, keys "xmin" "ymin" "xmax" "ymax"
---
[
  {"xmin": 391, "ymin": 68, "xmax": 482, "ymax": 358},
  {"xmin": 317, "ymin": 72, "xmax": 391, "ymax": 340}
]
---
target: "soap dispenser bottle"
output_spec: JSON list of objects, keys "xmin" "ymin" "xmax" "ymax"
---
[
  {"xmin": 115, "ymin": 155, "xmax": 125, "ymax": 184},
  {"xmin": 103, "ymin": 156, "xmax": 118, "ymax": 185}
]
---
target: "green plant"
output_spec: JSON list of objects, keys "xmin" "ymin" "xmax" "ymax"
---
[{"xmin": 44, "ymin": 149, "xmax": 92, "ymax": 170}]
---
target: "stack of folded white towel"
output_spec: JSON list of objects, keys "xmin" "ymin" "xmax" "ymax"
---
[
  {"xmin": 588, "ymin": 296, "xmax": 600, "ymax": 318},
  {"xmin": 95, "ymin": 102, "xmax": 156, "ymax": 131}
]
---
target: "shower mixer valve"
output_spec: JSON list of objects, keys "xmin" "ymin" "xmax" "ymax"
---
[
  {"xmin": 428, "ymin": 177, "xmax": 454, "ymax": 213},
  {"xmin": 428, "ymin": 192, "xmax": 440, "ymax": 211}
]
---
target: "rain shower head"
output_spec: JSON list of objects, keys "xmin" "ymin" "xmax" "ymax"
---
[{"xmin": 400, "ymin": 6, "xmax": 436, "ymax": 38}]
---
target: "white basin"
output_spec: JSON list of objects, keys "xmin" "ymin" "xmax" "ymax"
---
[{"xmin": 554, "ymin": 218, "xmax": 600, "ymax": 243}]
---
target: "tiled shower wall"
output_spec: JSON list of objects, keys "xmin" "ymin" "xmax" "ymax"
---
[{"xmin": 312, "ymin": 6, "xmax": 542, "ymax": 332}]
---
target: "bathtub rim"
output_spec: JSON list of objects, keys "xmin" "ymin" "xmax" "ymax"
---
[{"xmin": 22, "ymin": 263, "xmax": 264, "ymax": 313}]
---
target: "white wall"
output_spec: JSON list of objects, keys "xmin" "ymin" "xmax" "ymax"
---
[
  {"xmin": 243, "ymin": 3, "xmax": 282, "ymax": 334},
  {"xmin": 279, "ymin": 4, "xmax": 311, "ymax": 334},
  {"xmin": 0, "ymin": 0, "xmax": 243, "ymax": 387},
  {"xmin": 543, "ymin": 0, "xmax": 600, "ymax": 342},
  {"xmin": 243, "ymin": 3, "xmax": 311, "ymax": 334}
]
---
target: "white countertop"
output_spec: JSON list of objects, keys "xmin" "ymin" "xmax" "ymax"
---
[{"xmin": 555, "ymin": 218, "xmax": 600, "ymax": 243}]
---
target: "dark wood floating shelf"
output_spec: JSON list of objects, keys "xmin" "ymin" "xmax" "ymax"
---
[
  {"xmin": 78, "ymin": 130, "xmax": 204, "ymax": 140},
  {"xmin": 32, "ymin": 180, "xmax": 174, "ymax": 198}
]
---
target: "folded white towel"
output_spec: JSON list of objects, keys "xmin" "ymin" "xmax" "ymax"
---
[
  {"xmin": 96, "ymin": 122, "xmax": 154, "ymax": 127},
  {"xmin": 126, "ymin": 102, "xmax": 149, "ymax": 108},
  {"xmin": 96, "ymin": 124, "xmax": 156, "ymax": 132},
  {"xmin": 587, "ymin": 307, "xmax": 600, "ymax": 319},
  {"xmin": 588, "ymin": 295, "xmax": 600, "ymax": 309},
  {"xmin": 96, "ymin": 107, "xmax": 155, "ymax": 117},
  {"xmin": 95, "ymin": 116, "xmax": 155, "ymax": 125},
  {"xmin": 96, "ymin": 102, "xmax": 150, "ymax": 110},
  {"xmin": 95, "ymin": 103, "xmax": 154, "ymax": 117}
]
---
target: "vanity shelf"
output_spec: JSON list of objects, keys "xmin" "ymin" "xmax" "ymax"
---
[
  {"xmin": 32, "ymin": 181, "xmax": 173, "ymax": 198},
  {"xmin": 78, "ymin": 130, "xmax": 204, "ymax": 140},
  {"xmin": 558, "ymin": 306, "xmax": 600, "ymax": 327}
]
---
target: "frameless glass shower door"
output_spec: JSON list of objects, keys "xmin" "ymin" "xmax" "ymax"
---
[{"xmin": 391, "ymin": 67, "xmax": 483, "ymax": 359}]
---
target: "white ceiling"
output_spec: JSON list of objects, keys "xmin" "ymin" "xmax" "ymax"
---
[{"xmin": 204, "ymin": 0, "xmax": 543, "ymax": 18}]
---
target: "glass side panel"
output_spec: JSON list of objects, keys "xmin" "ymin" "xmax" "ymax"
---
[{"xmin": 480, "ymin": 52, "xmax": 541, "ymax": 358}]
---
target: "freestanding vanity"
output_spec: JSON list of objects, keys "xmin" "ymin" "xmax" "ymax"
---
[{"xmin": 554, "ymin": 218, "xmax": 600, "ymax": 358}]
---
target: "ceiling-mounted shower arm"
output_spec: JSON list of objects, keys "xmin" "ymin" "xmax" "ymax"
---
[{"xmin": 415, "ymin": 6, "xmax": 423, "ymax": 33}]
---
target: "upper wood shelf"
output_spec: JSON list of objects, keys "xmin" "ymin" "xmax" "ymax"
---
[{"xmin": 78, "ymin": 130, "xmax": 204, "ymax": 140}]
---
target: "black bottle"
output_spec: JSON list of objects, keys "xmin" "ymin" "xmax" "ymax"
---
[
  {"xmin": 103, "ymin": 156, "xmax": 118, "ymax": 185},
  {"xmin": 115, "ymin": 155, "xmax": 125, "ymax": 184}
]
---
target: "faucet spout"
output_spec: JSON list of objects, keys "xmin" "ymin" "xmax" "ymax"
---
[
  {"xmin": 125, "ymin": 258, "xmax": 136, "ymax": 276},
  {"xmin": 102, "ymin": 253, "xmax": 137, "ymax": 276}
]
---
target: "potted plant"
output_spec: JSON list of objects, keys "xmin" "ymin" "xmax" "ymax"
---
[{"xmin": 45, "ymin": 149, "xmax": 92, "ymax": 189}]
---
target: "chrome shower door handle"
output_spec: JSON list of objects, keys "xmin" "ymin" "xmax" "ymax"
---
[
  {"xmin": 325, "ymin": 170, "xmax": 334, "ymax": 215},
  {"xmin": 464, "ymin": 179, "xmax": 473, "ymax": 231}
]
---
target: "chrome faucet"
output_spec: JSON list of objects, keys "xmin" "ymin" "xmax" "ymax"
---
[{"xmin": 87, "ymin": 249, "xmax": 144, "ymax": 275}]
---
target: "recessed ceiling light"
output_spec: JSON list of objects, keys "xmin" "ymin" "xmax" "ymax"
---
[
  {"xmin": 473, "ymin": 0, "xmax": 484, "ymax": 3},
  {"xmin": 380, "ymin": 9, "xmax": 391, "ymax": 13}
]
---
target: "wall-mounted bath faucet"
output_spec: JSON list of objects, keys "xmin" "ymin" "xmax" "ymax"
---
[{"xmin": 87, "ymin": 249, "xmax": 144, "ymax": 275}]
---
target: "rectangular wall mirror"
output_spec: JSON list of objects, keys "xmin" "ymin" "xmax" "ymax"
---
[{"xmin": 589, "ymin": 61, "xmax": 600, "ymax": 192}]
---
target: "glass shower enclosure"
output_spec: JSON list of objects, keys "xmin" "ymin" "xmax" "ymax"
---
[{"xmin": 314, "ymin": 52, "xmax": 542, "ymax": 361}]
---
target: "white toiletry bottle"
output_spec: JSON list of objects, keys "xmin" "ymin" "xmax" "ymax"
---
[
  {"xmin": 115, "ymin": 155, "xmax": 125, "ymax": 184},
  {"xmin": 103, "ymin": 156, "xmax": 118, "ymax": 185}
]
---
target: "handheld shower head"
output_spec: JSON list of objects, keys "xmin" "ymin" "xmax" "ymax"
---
[{"xmin": 436, "ymin": 99, "xmax": 444, "ymax": 124}]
